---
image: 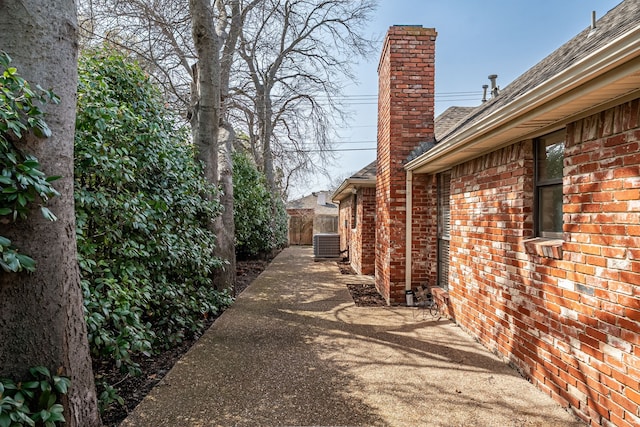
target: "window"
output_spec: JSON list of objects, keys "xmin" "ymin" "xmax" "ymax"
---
[
  {"xmin": 535, "ymin": 130, "xmax": 565, "ymax": 239},
  {"xmin": 437, "ymin": 171, "xmax": 451, "ymax": 290},
  {"xmin": 351, "ymin": 192, "xmax": 357, "ymax": 229}
]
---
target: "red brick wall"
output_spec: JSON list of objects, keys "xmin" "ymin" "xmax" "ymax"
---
[
  {"xmin": 561, "ymin": 100, "xmax": 640, "ymax": 427},
  {"xmin": 410, "ymin": 173, "xmax": 438, "ymax": 289},
  {"xmin": 337, "ymin": 188, "xmax": 376, "ymax": 275},
  {"xmin": 359, "ymin": 187, "xmax": 376, "ymax": 275},
  {"xmin": 448, "ymin": 140, "xmax": 534, "ymax": 354},
  {"xmin": 376, "ymin": 26, "xmax": 437, "ymax": 304},
  {"xmin": 446, "ymin": 99, "xmax": 640, "ymax": 427}
]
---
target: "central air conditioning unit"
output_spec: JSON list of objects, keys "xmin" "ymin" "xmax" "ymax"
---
[{"xmin": 313, "ymin": 233, "xmax": 340, "ymax": 258}]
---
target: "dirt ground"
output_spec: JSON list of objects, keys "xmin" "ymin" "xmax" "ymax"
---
[{"xmin": 100, "ymin": 257, "xmax": 383, "ymax": 426}]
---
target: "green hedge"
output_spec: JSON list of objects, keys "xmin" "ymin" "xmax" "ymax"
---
[
  {"xmin": 233, "ymin": 151, "xmax": 287, "ymax": 258},
  {"xmin": 74, "ymin": 51, "xmax": 232, "ymax": 373}
]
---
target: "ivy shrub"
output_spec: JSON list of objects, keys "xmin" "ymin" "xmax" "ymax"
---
[
  {"xmin": 0, "ymin": 366, "xmax": 70, "ymax": 427},
  {"xmin": 74, "ymin": 50, "xmax": 232, "ymax": 375},
  {"xmin": 0, "ymin": 52, "xmax": 60, "ymax": 273},
  {"xmin": 233, "ymin": 151, "xmax": 288, "ymax": 258}
]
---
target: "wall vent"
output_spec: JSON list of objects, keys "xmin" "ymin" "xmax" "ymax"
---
[{"xmin": 313, "ymin": 233, "xmax": 341, "ymax": 258}]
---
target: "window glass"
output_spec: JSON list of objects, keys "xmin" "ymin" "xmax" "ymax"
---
[
  {"xmin": 538, "ymin": 185, "xmax": 563, "ymax": 235},
  {"xmin": 438, "ymin": 171, "xmax": 451, "ymax": 239},
  {"xmin": 535, "ymin": 129, "xmax": 565, "ymax": 238},
  {"xmin": 351, "ymin": 193, "xmax": 357, "ymax": 229},
  {"xmin": 537, "ymin": 132, "xmax": 564, "ymax": 183}
]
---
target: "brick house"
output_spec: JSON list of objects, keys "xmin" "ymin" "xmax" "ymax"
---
[
  {"xmin": 334, "ymin": 1, "xmax": 640, "ymax": 426},
  {"xmin": 333, "ymin": 108, "xmax": 474, "ymax": 276},
  {"xmin": 332, "ymin": 161, "xmax": 376, "ymax": 274}
]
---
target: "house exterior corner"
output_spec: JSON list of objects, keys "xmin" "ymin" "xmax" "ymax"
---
[
  {"xmin": 396, "ymin": 1, "xmax": 640, "ymax": 424},
  {"xmin": 336, "ymin": 1, "xmax": 640, "ymax": 425}
]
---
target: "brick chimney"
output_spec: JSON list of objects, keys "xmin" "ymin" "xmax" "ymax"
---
[{"xmin": 376, "ymin": 25, "xmax": 437, "ymax": 304}]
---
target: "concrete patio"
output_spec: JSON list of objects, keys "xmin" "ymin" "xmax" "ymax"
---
[{"xmin": 122, "ymin": 246, "xmax": 582, "ymax": 427}]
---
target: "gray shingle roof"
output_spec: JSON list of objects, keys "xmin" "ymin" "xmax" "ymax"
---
[
  {"xmin": 286, "ymin": 191, "xmax": 338, "ymax": 215},
  {"xmin": 407, "ymin": 106, "xmax": 476, "ymax": 161},
  {"xmin": 351, "ymin": 160, "xmax": 377, "ymax": 180},
  {"xmin": 435, "ymin": 0, "xmax": 639, "ymax": 145},
  {"xmin": 434, "ymin": 106, "xmax": 476, "ymax": 139}
]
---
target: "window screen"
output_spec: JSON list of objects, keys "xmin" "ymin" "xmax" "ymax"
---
[{"xmin": 437, "ymin": 171, "xmax": 451, "ymax": 290}]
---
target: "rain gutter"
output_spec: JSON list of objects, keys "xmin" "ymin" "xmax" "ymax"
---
[
  {"xmin": 405, "ymin": 25, "xmax": 640, "ymax": 174},
  {"xmin": 331, "ymin": 178, "xmax": 376, "ymax": 203}
]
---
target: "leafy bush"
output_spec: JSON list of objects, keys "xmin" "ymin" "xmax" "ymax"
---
[
  {"xmin": 0, "ymin": 52, "xmax": 59, "ymax": 273},
  {"xmin": 0, "ymin": 366, "xmax": 70, "ymax": 427},
  {"xmin": 233, "ymin": 151, "xmax": 287, "ymax": 258},
  {"xmin": 75, "ymin": 50, "xmax": 232, "ymax": 375}
]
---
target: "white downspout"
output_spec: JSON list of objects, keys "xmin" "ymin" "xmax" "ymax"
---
[{"xmin": 405, "ymin": 170, "xmax": 413, "ymax": 292}]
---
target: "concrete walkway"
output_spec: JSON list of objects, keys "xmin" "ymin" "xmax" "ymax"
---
[{"xmin": 122, "ymin": 246, "xmax": 582, "ymax": 427}]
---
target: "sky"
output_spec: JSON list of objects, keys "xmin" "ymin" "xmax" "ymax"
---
[{"xmin": 288, "ymin": 0, "xmax": 622, "ymax": 200}]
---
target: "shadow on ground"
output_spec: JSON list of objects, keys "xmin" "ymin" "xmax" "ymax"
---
[{"xmin": 122, "ymin": 247, "xmax": 582, "ymax": 427}]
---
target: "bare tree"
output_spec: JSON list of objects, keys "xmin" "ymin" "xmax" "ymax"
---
[
  {"xmin": 81, "ymin": 0, "xmax": 378, "ymax": 198},
  {"xmin": 77, "ymin": 0, "xmax": 378, "ymax": 276},
  {"xmin": 79, "ymin": 0, "xmax": 258, "ymax": 291},
  {"xmin": 213, "ymin": 0, "xmax": 246, "ymax": 290},
  {"xmin": 189, "ymin": 0, "xmax": 220, "ymax": 187},
  {"xmin": 79, "ymin": 0, "xmax": 196, "ymax": 116},
  {"xmin": 0, "ymin": 1, "xmax": 102, "ymax": 425},
  {"xmin": 236, "ymin": 0, "xmax": 378, "ymax": 193}
]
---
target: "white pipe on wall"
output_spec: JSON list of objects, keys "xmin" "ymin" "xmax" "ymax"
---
[{"xmin": 405, "ymin": 170, "xmax": 413, "ymax": 291}]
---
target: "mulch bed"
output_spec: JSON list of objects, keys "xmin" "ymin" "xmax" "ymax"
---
[
  {"xmin": 346, "ymin": 283, "xmax": 387, "ymax": 307},
  {"xmin": 338, "ymin": 260, "xmax": 387, "ymax": 307}
]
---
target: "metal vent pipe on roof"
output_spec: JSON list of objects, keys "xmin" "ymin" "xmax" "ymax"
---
[
  {"xmin": 482, "ymin": 84, "xmax": 488, "ymax": 102},
  {"xmin": 488, "ymin": 74, "xmax": 499, "ymax": 97},
  {"xmin": 591, "ymin": 11, "xmax": 597, "ymax": 30}
]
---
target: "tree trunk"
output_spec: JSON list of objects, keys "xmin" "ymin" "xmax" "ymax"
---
[
  {"xmin": 212, "ymin": 124, "xmax": 236, "ymax": 292},
  {"xmin": 257, "ymin": 89, "xmax": 277, "ymax": 193},
  {"xmin": 189, "ymin": 0, "xmax": 220, "ymax": 187},
  {"xmin": 210, "ymin": 0, "xmax": 248, "ymax": 292},
  {"xmin": 0, "ymin": 1, "xmax": 102, "ymax": 426},
  {"xmin": 189, "ymin": 0, "xmax": 238, "ymax": 293}
]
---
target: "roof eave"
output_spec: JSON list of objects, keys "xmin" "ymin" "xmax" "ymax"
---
[
  {"xmin": 406, "ymin": 26, "xmax": 640, "ymax": 174},
  {"xmin": 331, "ymin": 178, "xmax": 377, "ymax": 202}
]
